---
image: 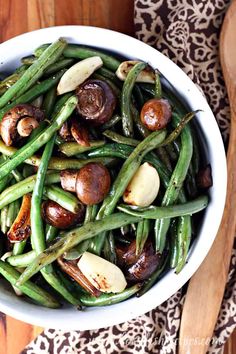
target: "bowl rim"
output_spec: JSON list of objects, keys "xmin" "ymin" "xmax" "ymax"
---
[{"xmin": 0, "ymin": 25, "xmax": 227, "ymax": 330}]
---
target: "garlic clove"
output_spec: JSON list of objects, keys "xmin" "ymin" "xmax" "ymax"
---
[
  {"xmin": 116, "ymin": 61, "xmax": 155, "ymax": 83},
  {"xmin": 123, "ymin": 162, "xmax": 160, "ymax": 207},
  {"xmin": 78, "ymin": 252, "xmax": 127, "ymax": 293},
  {"xmin": 57, "ymin": 56, "xmax": 103, "ymax": 95}
]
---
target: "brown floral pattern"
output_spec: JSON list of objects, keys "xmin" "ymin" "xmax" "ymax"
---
[{"xmin": 22, "ymin": 1, "xmax": 234, "ymax": 353}]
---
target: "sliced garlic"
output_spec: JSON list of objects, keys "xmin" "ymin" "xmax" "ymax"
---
[
  {"xmin": 116, "ymin": 60, "xmax": 155, "ymax": 83},
  {"xmin": 123, "ymin": 162, "xmax": 160, "ymax": 207},
  {"xmin": 57, "ymin": 56, "xmax": 103, "ymax": 95},
  {"xmin": 78, "ymin": 252, "xmax": 127, "ymax": 293}
]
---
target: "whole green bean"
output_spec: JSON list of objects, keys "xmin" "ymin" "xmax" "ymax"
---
[
  {"xmin": 0, "ymin": 172, "xmax": 60, "ymax": 210},
  {"xmin": 12, "ymin": 240, "xmax": 27, "ymax": 257},
  {"xmin": 44, "ymin": 58, "xmax": 74, "ymax": 76},
  {"xmin": 117, "ymin": 195, "xmax": 208, "ymax": 218},
  {"xmin": 44, "ymin": 185, "xmax": 80, "ymax": 213},
  {"xmin": 0, "ymin": 140, "xmax": 115, "ymax": 170},
  {"xmin": 46, "ymin": 225, "xmax": 58, "ymax": 243},
  {"xmin": 1, "ymin": 205, "xmax": 8, "ymax": 233},
  {"xmin": 175, "ymin": 215, "xmax": 191, "ymax": 273},
  {"xmin": 136, "ymin": 219, "xmax": 150, "ymax": 255},
  {"xmin": 155, "ymin": 113, "xmax": 193, "ymax": 253},
  {"xmin": 169, "ymin": 220, "xmax": 178, "ymax": 268},
  {"xmin": 131, "ymin": 103, "xmax": 150, "ymax": 138},
  {"xmin": 0, "ymin": 69, "xmax": 67, "ymax": 121},
  {"xmin": 6, "ymin": 201, "xmax": 15, "ymax": 228},
  {"xmin": 59, "ymin": 140, "xmax": 105, "ymax": 157},
  {"xmin": 154, "ymin": 70, "xmax": 162, "ymax": 99},
  {"xmin": 121, "ymin": 62, "xmax": 146, "ymax": 137},
  {"xmin": 103, "ymin": 231, "xmax": 116, "ymax": 263},
  {"xmin": 0, "ymin": 260, "xmax": 60, "ymax": 308},
  {"xmin": 0, "ymin": 96, "xmax": 78, "ymax": 180},
  {"xmin": 0, "ymin": 39, "xmax": 67, "ymax": 108},
  {"xmin": 80, "ymin": 284, "xmax": 141, "ymax": 306}
]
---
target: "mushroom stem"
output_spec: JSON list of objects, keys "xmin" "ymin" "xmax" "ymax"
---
[{"xmin": 17, "ymin": 117, "xmax": 39, "ymax": 137}]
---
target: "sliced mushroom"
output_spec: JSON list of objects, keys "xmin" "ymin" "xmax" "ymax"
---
[
  {"xmin": 57, "ymin": 56, "xmax": 103, "ymax": 95},
  {"xmin": 7, "ymin": 194, "xmax": 31, "ymax": 242},
  {"xmin": 116, "ymin": 61, "xmax": 155, "ymax": 83},
  {"xmin": 0, "ymin": 104, "xmax": 44, "ymax": 146},
  {"xmin": 42, "ymin": 200, "xmax": 85, "ymax": 229},
  {"xmin": 123, "ymin": 162, "xmax": 160, "ymax": 207},
  {"xmin": 70, "ymin": 117, "xmax": 90, "ymax": 147},
  {"xmin": 76, "ymin": 79, "xmax": 117, "ymax": 126},
  {"xmin": 60, "ymin": 163, "xmax": 111, "ymax": 205},
  {"xmin": 196, "ymin": 164, "xmax": 213, "ymax": 189},
  {"xmin": 140, "ymin": 98, "xmax": 172, "ymax": 131},
  {"xmin": 78, "ymin": 252, "xmax": 127, "ymax": 293},
  {"xmin": 57, "ymin": 257, "xmax": 101, "ymax": 297},
  {"xmin": 116, "ymin": 240, "xmax": 161, "ymax": 282},
  {"xmin": 58, "ymin": 121, "xmax": 73, "ymax": 142}
]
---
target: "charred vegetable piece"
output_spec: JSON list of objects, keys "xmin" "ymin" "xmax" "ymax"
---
[
  {"xmin": 0, "ymin": 104, "xmax": 44, "ymax": 146},
  {"xmin": 140, "ymin": 98, "xmax": 172, "ymax": 131},
  {"xmin": 117, "ymin": 240, "xmax": 161, "ymax": 282},
  {"xmin": 70, "ymin": 117, "xmax": 90, "ymax": 146},
  {"xmin": 7, "ymin": 194, "xmax": 31, "ymax": 243},
  {"xmin": 57, "ymin": 257, "xmax": 101, "ymax": 297},
  {"xmin": 42, "ymin": 200, "xmax": 85, "ymax": 229},
  {"xmin": 196, "ymin": 164, "xmax": 213, "ymax": 189},
  {"xmin": 76, "ymin": 79, "xmax": 117, "ymax": 126},
  {"xmin": 116, "ymin": 61, "xmax": 155, "ymax": 83}
]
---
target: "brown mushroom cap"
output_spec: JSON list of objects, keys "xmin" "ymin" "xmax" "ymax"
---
[
  {"xmin": 75, "ymin": 162, "xmax": 111, "ymax": 205},
  {"xmin": 42, "ymin": 200, "xmax": 85, "ymax": 229},
  {"xmin": 76, "ymin": 79, "xmax": 117, "ymax": 126},
  {"xmin": 0, "ymin": 104, "xmax": 44, "ymax": 146},
  {"xmin": 140, "ymin": 98, "xmax": 172, "ymax": 131}
]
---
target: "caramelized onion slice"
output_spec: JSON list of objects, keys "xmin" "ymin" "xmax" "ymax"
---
[{"xmin": 7, "ymin": 194, "xmax": 31, "ymax": 242}]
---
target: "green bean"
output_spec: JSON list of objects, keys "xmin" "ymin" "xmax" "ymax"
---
[
  {"xmin": 169, "ymin": 220, "xmax": 178, "ymax": 268},
  {"xmin": 0, "ymin": 260, "xmax": 60, "ymax": 308},
  {"xmin": 154, "ymin": 70, "xmax": 162, "ymax": 99},
  {"xmin": 136, "ymin": 219, "xmax": 150, "ymax": 255},
  {"xmin": 17, "ymin": 212, "xmax": 142, "ymax": 285},
  {"xmin": 42, "ymin": 86, "xmax": 57, "ymax": 117},
  {"xmin": 0, "ymin": 175, "xmax": 12, "ymax": 193},
  {"xmin": 44, "ymin": 185, "xmax": 80, "ymax": 213},
  {"xmin": 175, "ymin": 215, "xmax": 191, "ymax": 273},
  {"xmin": 93, "ymin": 73, "xmax": 121, "ymax": 98},
  {"xmin": 97, "ymin": 130, "xmax": 166, "ymax": 219},
  {"xmin": 0, "ymin": 96, "xmax": 78, "ymax": 180},
  {"xmin": 97, "ymin": 66, "xmax": 118, "ymax": 81},
  {"xmin": 7, "ymin": 250, "xmax": 36, "ymax": 267},
  {"xmin": 0, "ymin": 69, "xmax": 66, "ymax": 121},
  {"xmin": 103, "ymin": 231, "xmax": 116, "ymax": 263},
  {"xmin": 27, "ymin": 121, "xmax": 49, "ymax": 143},
  {"xmin": 12, "ymin": 240, "xmax": 27, "ymax": 257},
  {"xmin": 0, "ymin": 172, "xmax": 60, "ymax": 210},
  {"xmin": 0, "ymin": 39, "xmax": 67, "ymax": 108},
  {"xmin": 133, "ymin": 84, "xmax": 145, "ymax": 109},
  {"xmin": 85, "ymin": 204, "xmax": 99, "ymax": 224},
  {"xmin": 121, "ymin": 62, "xmax": 146, "ymax": 137},
  {"xmin": 131, "ymin": 103, "xmax": 150, "ymax": 138},
  {"xmin": 80, "ymin": 284, "xmax": 141, "ymax": 306},
  {"xmin": 165, "ymin": 143, "xmax": 178, "ymax": 162},
  {"xmin": 137, "ymin": 256, "xmax": 168, "ymax": 297},
  {"xmin": 117, "ymin": 195, "xmax": 208, "ymax": 218},
  {"xmin": 59, "ymin": 140, "xmax": 105, "ymax": 157},
  {"xmin": 46, "ymin": 225, "xmax": 58, "ymax": 243},
  {"xmin": 0, "ymin": 140, "xmax": 115, "ymax": 170},
  {"xmin": 1, "ymin": 205, "xmax": 8, "ymax": 233},
  {"xmin": 156, "ymin": 146, "xmax": 172, "ymax": 172},
  {"xmin": 21, "ymin": 55, "xmax": 35, "ymax": 65},
  {"xmin": 100, "ymin": 114, "xmax": 122, "ymax": 131},
  {"xmin": 102, "ymin": 130, "xmax": 140, "ymax": 146},
  {"xmin": 44, "ymin": 58, "xmax": 74, "ymax": 76},
  {"xmin": 139, "ymin": 83, "xmax": 155, "ymax": 97},
  {"xmin": 155, "ymin": 113, "xmax": 193, "ymax": 253},
  {"xmin": 31, "ymin": 134, "xmax": 80, "ymax": 306}
]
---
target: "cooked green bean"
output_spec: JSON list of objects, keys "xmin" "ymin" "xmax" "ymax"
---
[
  {"xmin": 80, "ymin": 284, "xmax": 141, "ymax": 306},
  {"xmin": 175, "ymin": 215, "xmax": 191, "ymax": 273},
  {"xmin": 1, "ymin": 205, "xmax": 8, "ymax": 233},
  {"xmin": 154, "ymin": 71, "xmax": 162, "ymax": 99},
  {"xmin": 0, "ymin": 260, "xmax": 60, "ymax": 308},
  {"xmin": 44, "ymin": 185, "xmax": 80, "ymax": 213},
  {"xmin": 7, "ymin": 250, "xmax": 36, "ymax": 267},
  {"xmin": 59, "ymin": 140, "xmax": 105, "ymax": 157},
  {"xmin": 100, "ymin": 114, "xmax": 122, "ymax": 131},
  {"xmin": 6, "ymin": 201, "xmax": 15, "ymax": 228},
  {"xmin": 121, "ymin": 62, "xmax": 146, "ymax": 137},
  {"xmin": 117, "ymin": 195, "xmax": 208, "ymax": 218},
  {"xmin": 103, "ymin": 231, "xmax": 116, "ymax": 263},
  {"xmin": 136, "ymin": 219, "xmax": 150, "ymax": 255},
  {"xmin": 102, "ymin": 130, "xmax": 140, "ymax": 146},
  {"xmin": 44, "ymin": 58, "xmax": 74, "ymax": 76},
  {"xmin": 0, "ymin": 39, "xmax": 67, "ymax": 109},
  {"xmin": 0, "ymin": 95, "xmax": 78, "ymax": 180},
  {"xmin": 42, "ymin": 86, "xmax": 57, "ymax": 117},
  {"xmin": 12, "ymin": 240, "xmax": 27, "ymax": 257},
  {"xmin": 46, "ymin": 225, "xmax": 58, "ymax": 243}
]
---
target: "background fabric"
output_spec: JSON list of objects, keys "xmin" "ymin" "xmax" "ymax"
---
[{"xmin": 23, "ymin": 1, "xmax": 235, "ymax": 353}]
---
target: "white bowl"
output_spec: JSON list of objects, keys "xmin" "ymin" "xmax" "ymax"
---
[{"xmin": 0, "ymin": 26, "xmax": 227, "ymax": 330}]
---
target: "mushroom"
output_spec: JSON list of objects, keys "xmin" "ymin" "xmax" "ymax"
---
[
  {"xmin": 60, "ymin": 163, "xmax": 111, "ymax": 205},
  {"xmin": 0, "ymin": 104, "xmax": 44, "ymax": 146},
  {"xmin": 76, "ymin": 79, "xmax": 117, "ymax": 126},
  {"xmin": 116, "ymin": 60, "xmax": 155, "ymax": 83},
  {"xmin": 196, "ymin": 164, "xmax": 213, "ymax": 189},
  {"xmin": 58, "ymin": 117, "xmax": 90, "ymax": 146},
  {"xmin": 42, "ymin": 200, "xmax": 85, "ymax": 229},
  {"xmin": 140, "ymin": 98, "xmax": 172, "ymax": 131},
  {"xmin": 123, "ymin": 162, "xmax": 160, "ymax": 207},
  {"xmin": 7, "ymin": 194, "xmax": 31, "ymax": 242},
  {"xmin": 116, "ymin": 240, "xmax": 162, "ymax": 282}
]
